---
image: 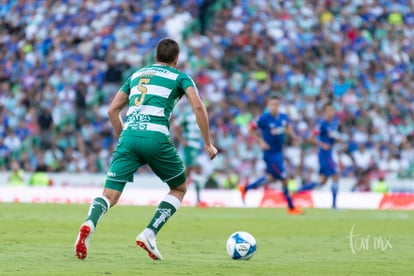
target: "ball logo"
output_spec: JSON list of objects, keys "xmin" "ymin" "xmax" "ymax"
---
[{"xmin": 238, "ymin": 244, "xmax": 249, "ymax": 252}]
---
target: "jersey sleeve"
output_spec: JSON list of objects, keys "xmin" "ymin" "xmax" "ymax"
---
[
  {"xmin": 256, "ymin": 114, "xmax": 266, "ymax": 129},
  {"xmin": 119, "ymin": 76, "xmax": 131, "ymax": 95},
  {"xmin": 312, "ymin": 122, "xmax": 322, "ymax": 136},
  {"xmin": 178, "ymin": 73, "xmax": 197, "ymax": 93}
]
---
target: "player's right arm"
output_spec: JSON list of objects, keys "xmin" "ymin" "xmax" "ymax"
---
[
  {"xmin": 309, "ymin": 127, "xmax": 330, "ymax": 150},
  {"xmin": 249, "ymin": 121, "xmax": 270, "ymax": 150},
  {"xmin": 108, "ymin": 90, "xmax": 129, "ymax": 137},
  {"xmin": 185, "ymin": 86, "xmax": 217, "ymax": 160}
]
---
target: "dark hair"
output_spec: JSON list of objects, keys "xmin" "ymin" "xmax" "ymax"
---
[
  {"xmin": 323, "ymin": 102, "xmax": 333, "ymax": 110},
  {"xmin": 156, "ymin": 38, "xmax": 180, "ymax": 64},
  {"xmin": 268, "ymin": 92, "xmax": 281, "ymax": 100}
]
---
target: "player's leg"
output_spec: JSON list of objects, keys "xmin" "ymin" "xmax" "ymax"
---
[
  {"xmin": 319, "ymin": 175, "xmax": 328, "ymax": 185},
  {"xmin": 309, "ymin": 156, "xmax": 339, "ymax": 208},
  {"xmin": 281, "ymin": 178, "xmax": 294, "ymax": 209},
  {"xmin": 136, "ymin": 181, "xmax": 186, "ymax": 261},
  {"xmin": 296, "ymin": 180, "xmax": 320, "ymax": 192},
  {"xmin": 268, "ymin": 153, "xmax": 302, "ymax": 214},
  {"xmin": 238, "ymin": 154, "xmax": 273, "ymax": 202},
  {"xmin": 183, "ymin": 147, "xmax": 206, "ymax": 206},
  {"xmin": 246, "ymin": 175, "xmax": 268, "ymax": 191},
  {"xmin": 74, "ymin": 186, "xmax": 123, "ymax": 259},
  {"xmin": 297, "ymin": 173, "xmax": 327, "ymax": 192},
  {"xmin": 136, "ymin": 138, "xmax": 187, "ymax": 260},
  {"xmin": 238, "ymin": 174, "xmax": 268, "ymax": 204},
  {"xmin": 183, "ymin": 146, "xmax": 194, "ymax": 185},
  {"xmin": 297, "ymin": 153, "xmax": 331, "ymax": 192},
  {"xmin": 191, "ymin": 165, "xmax": 207, "ymax": 206},
  {"xmin": 281, "ymin": 177, "xmax": 303, "ymax": 214},
  {"xmin": 75, "ymin": 137, "xmax": 139, "ymax": 260},
  {"xmin": 141, "ymin": 178, "xmax": 186, "ymax": 238},
  {"xmin": 331, "ymin": 174, "xmax": 339, "ymax": 209},
  {"xmin": 278, "ymin": 173, "xmax": 303, "ymax": 214},
  {"xmin": 322, "ymin": 156, "xmax": 339, "ymax": 208}
]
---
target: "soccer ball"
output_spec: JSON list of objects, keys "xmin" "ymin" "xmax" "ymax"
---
[{"xmin": 226, "ymin": 231, "xmax": 257, "ymax": 260}]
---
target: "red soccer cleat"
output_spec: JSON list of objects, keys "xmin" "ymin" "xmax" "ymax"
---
[
  {"xmin": 136, "ymin": 232, "xmax": 163, "ymax": 260},
  {"xmin": 75, "ymin": 224, "xmax": 93, "ymax": 260}
]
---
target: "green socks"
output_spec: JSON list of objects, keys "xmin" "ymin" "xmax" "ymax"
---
[
  {"xmin": 84, "ymin": 194, "xmax": 181, "ymax": 236},
  {"xmin": 86, "ymin": 196, "xmax": 110, "ymax": 228},
  {"xmin": 147, "ymin": 194, "xmax": 181, "ymax": 234}
]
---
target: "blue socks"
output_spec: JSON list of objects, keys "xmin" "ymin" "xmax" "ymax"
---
[
  {"xmin": 245, "ymin": 176, "xmax": 267, "ymax": 192},
  {"xmin": 297, "ymin": 182, "xmax": 319, "ymax": 193},
  {"xmin": 331, "ymin": 182, "xmax": 338, "ymax": 208},
  {"xmin": 297, "ymin": 181, "xmax": 339, "ymax": 208},
  {"xmin": 282, "ymin": 186, "xmax": 294, "ymax": 209},
  {"xmin": 245, "ymin": 176, "xmax": 299, "ymax": 210}
]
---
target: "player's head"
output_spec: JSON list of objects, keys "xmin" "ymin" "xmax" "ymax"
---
[
  {"xmin": 323, "ymin": 102, "xmax": 335, "ymax": 121},
  {"xmin": 267, "ymin": 93, "xmax": 281, "ymax": 115},
  {"xmin": 156, "ymin": 38, "xmax": 180, "ymax": 67}
]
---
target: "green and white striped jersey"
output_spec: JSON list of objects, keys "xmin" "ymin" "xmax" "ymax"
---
[
  {"xmin": 120, "ymin": 64, "xmax": 197, "ymax": 141},
  {"xmin": 174, "ymin": 104, "xmax": 203, "ymax": 150}
]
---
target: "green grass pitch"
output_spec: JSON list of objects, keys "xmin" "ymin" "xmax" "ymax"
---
[{"xmin": 0, "ymin": 203, "xmax": 412, "ymax": 275}]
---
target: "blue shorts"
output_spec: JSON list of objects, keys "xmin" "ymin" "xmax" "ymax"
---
[
  {"xmin": 263, "ymin": 152, "xmax": 287, "ymax": 180},
  {"xmin": 318, "ymin": 153, "xmax": 337, "ymax": 177}
]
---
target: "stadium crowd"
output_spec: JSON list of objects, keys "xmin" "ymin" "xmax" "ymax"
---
[{"xmin": 1, "ymin": 0, "xmax": 414, "ymax": 189}]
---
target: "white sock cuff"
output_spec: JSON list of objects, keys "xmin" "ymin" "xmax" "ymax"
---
[
  {"xmin": 163, "ymin": 194, "xmax": 181, "ymax": 210},
  {"xmin": 143, "ymin": 228, "xmax": 155, "ymax": 237},
  {"xmin": 85, "ymin": 220, "xmax": 95, "ymax": 231},
  {"xmin": 97, "ymin": 195, "xmax": 111, "ymax": 211}
]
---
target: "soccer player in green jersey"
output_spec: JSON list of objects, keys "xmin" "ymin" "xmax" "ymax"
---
[
  {"xmin": 173, "ymin": 104, "xmax": 207, "ymax": 207},
  {"xmin": 74, "ymin": 38, "xmax": 218, "ymax": 261}
]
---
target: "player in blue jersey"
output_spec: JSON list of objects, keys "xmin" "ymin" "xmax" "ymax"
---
[
  {"xmin": 297, "ymin": 102, "xmax": 340, "ymax": 209},
  {"xmin": 238, "ymin": 93, "xmax": 303, "ymax": 215}
]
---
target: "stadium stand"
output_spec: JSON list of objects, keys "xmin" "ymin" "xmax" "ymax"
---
[{"xmin": 0, "ymin": 0, "xmax": 413, "ymax": 191}]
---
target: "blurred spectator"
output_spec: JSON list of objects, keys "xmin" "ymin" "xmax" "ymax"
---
[
  {"xmin": 0, "ymin": 136, "xmax": 9, "ymax": 169},
  {"xmin": 4, "ymin": 128, "xmax": 21, "ymax": 154},
  {"xmin": 29, "ymin": 164, "xmax": 52, "ymax": 187},
  {"xmin": 8, "ymin": 159, "xmax": 24, "ymax": 186},
  {"xmin": 37, "ymin": 107, "xmax": 54, "ymax": 150},
  {"xmin": 198, "ymin": 0, "xmax": 215, "ymax": 35},
  {"xmin": 371, "ymin": 175, "xmax": 389, "ymax": 194},
  {"xmin": 351, "ymin": 143, "xmax": 377, "ymax": 192},
  {"xmin": 0, "ymin": 0, "xmax": 413, "ymax": 191}
]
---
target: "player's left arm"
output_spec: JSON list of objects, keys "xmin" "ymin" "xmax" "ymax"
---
[
  {"xmin": 286, "ymin": 124, "xmax": 302, "ymax": 144},
  {"xmin": 309, "ymin": 123, "xmax": 331, "ymax": 150},
  {"xmin": 284, "ymin": 114, "xmax": 301, "ymax": 144},
  {"xmin": 249, "ymin": 121, "xmax": 270, "ymax": 150},
  {"xmin": 180, "ymin": 74, "xmax": 217, "ymax": 159},
  {"xmin": 108, "ymin": 90, "xmax": 129, "ymax": 137}
]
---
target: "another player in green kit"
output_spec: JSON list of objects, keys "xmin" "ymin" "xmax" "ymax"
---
[
  {"xmin": 174, "ymin": 104, "xmax": 207, "ymax": 206},
  {"xmin": 74, "ymin": 38, "xmax": 218, "ymax": 261}
]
